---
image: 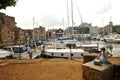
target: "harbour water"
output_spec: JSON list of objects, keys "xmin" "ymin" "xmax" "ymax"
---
[{"xmin": 91, "ymin": 41, "xmax": 120, "ymax": 57}]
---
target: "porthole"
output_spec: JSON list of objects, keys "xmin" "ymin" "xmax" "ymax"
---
[
  {"xmin": 71, "ymin": 53, "xmax": 73, "ymax": 56},
  {"xmin": 51, "ymin": 53, "xmax": 54, "ymax": 55},
  {"xmin": 81, "ymin": 54, "xmax": 83, "ymax": 56},
  {"xmin": 61, "ymin": 53, "xmax": 64, "ymax": 56}
]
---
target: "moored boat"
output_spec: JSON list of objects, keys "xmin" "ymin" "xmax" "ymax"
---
[
  {"xmin": 0, "ymin": 49, "xmax": 13, "ymax": 59},
  {"xmin": 41, "ymin": 42, "xmax": 84, "ymax": 58},
  {"xmin": 41, "ymin": 48, "xmax": 84, "ymax": 58},
  {"xmin": 3, "ymin": 45, "xmax": 28, "ymax": 58},
  {"xmin": 76, "ymin": 43, "xmax": 98, "ymax": 53}
]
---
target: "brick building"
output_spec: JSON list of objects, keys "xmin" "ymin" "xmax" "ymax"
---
[
  {"xmin": 0, "ymin": 12, "xmax": 46, "ymax": 47},
  {"xmin": 0, "ymin": 12, "xmax": 16, "ymax": 47},
  {"xmin": 46, "ymin": 29, "xmax": 57, "ymax": 40},
  {"xmin": 14, "ymin": 27, "xmax": 25, "ymax": 44},
  {"xmin": 34, "ymin": 26, "xmax": 46, "ymax": 41},
  {"xmin": 23, "ymin": 29, "xmax": 34, "ymax": 46}
]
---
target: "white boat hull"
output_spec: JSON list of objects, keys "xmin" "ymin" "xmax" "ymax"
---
[
  {"xmin": 41, "ymin": 48, "xmax": 84, "ymax": 58},
  {"xmin": 0, "ymin": 49, "xmax": 12, "ymax": 58},
  {"xmin": 105, "ymin": 38, "xmax": 116, "ymax": 43}
]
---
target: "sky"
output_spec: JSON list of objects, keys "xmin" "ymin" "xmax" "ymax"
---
[{"xmin": 1, "ymin": 0, "xmax": 120, "ymax": 30}]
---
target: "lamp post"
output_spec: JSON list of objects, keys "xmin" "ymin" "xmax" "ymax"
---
[
  {"xmin": 25, "ymin": 32, "xmax": 28, "ymax": 49},
  {"xmin": 18, "ymin": 31, "xmax": 23, "ymax": 60},
  {"xmin": 19, "ymin": 38, "xmax": 21, "ymax": 60},
  {"xmin": 67, "ymin": 44, "xmax": 72, "ymax": 60}
]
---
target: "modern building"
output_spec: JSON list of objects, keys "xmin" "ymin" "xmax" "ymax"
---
[
  {"xmin": 46, "ymin": 29, "xmax": 57, "ymax": 40},
  {"xmin": 64, "ymin": 22, "xmax": 92, "ymax": 40},
  {"xmin": 56, "ymin": 28, "xmax": 64, "ymax": 38},
  {"xmin": 112, "ymin": 25, "xmax": 120, "ymax": 34},
  {"xmin": 104, "ymin": 21, "xmax": 113, "ymax": 35},
  {"xmin": 90, "ymin": 26, "xmax": 99, "ymax": 35},
  {"xmin": 104, "ymin": 21, "xmax": 120, "ymax": 34}
]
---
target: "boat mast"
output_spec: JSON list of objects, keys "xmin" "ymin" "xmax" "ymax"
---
[
  {"xmin": 75, "ymin": 0, "xmax": 83, "ymax": 23},
  {"xmin": 66, "ymin": 0, "xmax": 70, "ymax": 37},
  {"xmin": 71, "ymin": 0, "xmax": 74, "ymax": 36},
  {"xmin": 67, "ymin": 0, "xmax": 74, "ymax": 60},
  {"xmin": 102, "ymin": 18, "xmax": 104, "ymax": 36},
  {"xmin": 33, "ymin": 17, "xmax": 36, "ymax": 52},
  {"xmin": 66, "ymin": 0, "xmax": 70, "ymax": 27}
]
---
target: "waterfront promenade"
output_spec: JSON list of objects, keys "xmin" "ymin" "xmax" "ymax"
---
[{"xmin": 0, "ymin": 57, "xmax": 120, "ymax": 80}]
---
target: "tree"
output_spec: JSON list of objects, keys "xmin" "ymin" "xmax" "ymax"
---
[
  {"xmin": 99, "ymin": 31, "xmax": 103, "ymax": 36},
  {"xmin": 0, "ymin": 0, "xmax": 18, "ymax": 9},
  {"xmin": 84, "ymin": 27, "xmax": 90, "ymax": 34}
]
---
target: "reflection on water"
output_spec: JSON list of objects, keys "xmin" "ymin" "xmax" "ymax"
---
[{"xmin": 91, "ymin": 41, "xmax": 120, "ymax": 57}]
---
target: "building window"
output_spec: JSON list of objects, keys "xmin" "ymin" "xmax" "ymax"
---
[{"xmin": 7, "ymin": 20, "xmax": 9, "ymax": 23}]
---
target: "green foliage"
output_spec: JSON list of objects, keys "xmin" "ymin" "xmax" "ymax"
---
[
  {"xmin": 0, "ymin": 0, "xmax": 18, "ymax": 9},
  {"xmin": 84, "ymin": 27, "xmax": 90, "ymax": 34},
  {"xmin": 99, "ymin": 31, "xmax": 103, "ymax": 35},
  {"xmin": 81, "ymin": 27, "xmax": 90, "ymax": 34}
]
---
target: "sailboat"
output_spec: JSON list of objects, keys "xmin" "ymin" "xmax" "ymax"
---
[
  {"xmin": 41, "ymin": 0, "xmax": 99, "ymax": 59},
  {"xmin": 64, "ymin": 0, "xmax": 98, "ymax": 53},
  {"xmin": 41, "ymin": 0, "xmax": 86, "ymax": 59}
]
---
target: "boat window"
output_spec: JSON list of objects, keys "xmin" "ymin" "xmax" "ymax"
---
[
  {"xmin": 51, "ymin": 53, "xmax": 54, "ymax": 55},
  {"xmin": 61, "ymin": 53, "xmax": 64, "ymax": 56},
  {"xmin": 3, "ymin": 47, "xmax": 12, "ymax": 51},
  {"xmin": 12, "ymin": 46, "xmax": 27, "ymax": 53},
  {"xmin": 7, "ymin": 48, "xmax": 12, "ymax": 51},
  {"xmin": 13, "ymin": 47, "xmax": 19, "ymax": 53},
  {"xmin": 56, "ymin": 48, "xmax": 62, "ymax": 49}
]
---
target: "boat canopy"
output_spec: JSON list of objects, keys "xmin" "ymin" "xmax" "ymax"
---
[
  {"xmin": 12, "ymin": 45, "xmax": 27, "ymax": 53},
  {"xmin": 58, "ymin": 36, "xmax": 74, "ymax": 41}
]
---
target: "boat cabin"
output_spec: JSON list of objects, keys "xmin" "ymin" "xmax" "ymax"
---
[{"xmin": 3, "ymin": 45, "xmax": 28, "ymax": 53}]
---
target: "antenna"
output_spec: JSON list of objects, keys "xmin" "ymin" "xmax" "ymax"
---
[
  {"xmin": 71, "ymin": 0, "xmax": 74, "ymax": 27},
  {"xmin": 71, "ymin": 0, "xmax": 74, "ymax": 36},
  {"xmin": 66, "ymin": 0, "xmax": 70, "ymax": 37},
  {"xmin": 110, "ymin": 16, "xmax": 112, "ymax": 22},
  {"xmin": 62, "ymin": 17, "xmax": 64, "ymax": 28},
  {"xmin": 66, "ymin": 0, "xmax": 70, "ymax": 27},
  {"xmin": 33, "ymin": 17, "xmax": 35, "ymax": 29},
  {"xmin": 33, "ymin": 17, "xmax": 36, "ymax": 51},
  {"xmin": 102, "ymin": 18, "xmax": 104, "ymax": 35}
]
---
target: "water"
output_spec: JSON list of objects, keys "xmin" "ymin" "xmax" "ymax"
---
[{"xmin": 91, "ymin": 41, "xmax": 120, "ymax": 57}]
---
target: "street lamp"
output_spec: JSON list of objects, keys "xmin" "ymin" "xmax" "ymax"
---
[{"xmin": 19, "ymin": 38, "xmax": 21, "ymax": 60}]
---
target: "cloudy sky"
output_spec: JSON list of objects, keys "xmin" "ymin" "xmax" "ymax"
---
[{"xmin": 1, "ymin": 0, "xmax": 120, "ymax": 30}]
